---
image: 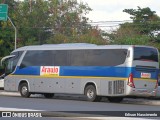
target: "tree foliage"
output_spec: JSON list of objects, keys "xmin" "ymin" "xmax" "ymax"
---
[
  {"xmin": 111, "ymin": 6, "xmax": 160, "ymax": 47},
  {"xmin": 14, "ymin": 0, "xmax": 105, "ymax": 45},
  {"xmin": 1, "ymin": 2, "xmax": 160, "ymax": 59},
  {"xmin": 0, "ymin": 0, "xmax": 16, "ymax": 58},
  {"xmin": 123, "ymin": 6, "xmax": 160, "ymax": 34},
  {"xmin": 0, "ymin": 0, "xmax": 105, "ymax": 59}
]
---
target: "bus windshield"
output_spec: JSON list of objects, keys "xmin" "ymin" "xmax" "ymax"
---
[
  {"xmin": 3, "ymin": 51, "xmax": 23, "ymax": 75},
  {"xmin": 134, "ymin": 47, "xmax": 158, "ymax": 62}
]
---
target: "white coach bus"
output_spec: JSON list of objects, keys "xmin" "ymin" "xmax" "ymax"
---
[{"xmin": 1, "ymin": 43, "xmax": 159, "ymax": 102}]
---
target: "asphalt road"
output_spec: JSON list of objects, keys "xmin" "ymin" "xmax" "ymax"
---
[
  {"xmin": 0, "ymin": 91, "xmax": 160, "ymax": 120},
  {"xmin": 0, "ymin": 95, "xmax": 160, "ymax": 111}
]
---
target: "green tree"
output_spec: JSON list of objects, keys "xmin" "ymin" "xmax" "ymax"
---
[
  {"xmin": 14, "ymin": 0, "xmax": 103, "ymax": 45},
  {"xmin": 123, "ymin": 6, "xmax": 160, "ymax": 35},
  {"xmin": 0, "ymin": 0, "xmax": 17, "ymax": 59},
  {"xmin": 46, "ymin": 0, "xmax": 93, "ymax": 43},
  {"xmin": 110, "ymin": 6, "xmax": 160, "ymax": 46},
  {"xmin": 0, "ymin": 0, "xmax": 106, "ymax": 59},
  {"xmin": 14, "ymin": 0, "xmax": 51, "ymax": 46}
]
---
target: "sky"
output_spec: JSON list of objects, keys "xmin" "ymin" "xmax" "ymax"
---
[{"xmin": 78, "ymin": 0, "xmax": 160, "ymax": 31}]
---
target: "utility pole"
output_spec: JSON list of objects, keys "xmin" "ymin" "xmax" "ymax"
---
[
  {"xmin": 8, "ymin": 16, "xmax": 17, "ymax": 50},
  {"xmin": 0, "ymin": 4, "xmax": 17, "ymax": 50}
]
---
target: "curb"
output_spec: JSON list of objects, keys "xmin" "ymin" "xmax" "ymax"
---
[{"xmin": 0, "ymin": 91, "xmax": 20, "ymax": 96}]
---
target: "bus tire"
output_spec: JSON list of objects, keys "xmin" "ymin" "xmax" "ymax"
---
[
  {"xmin": 44, "ymin": 93, "xmax": 54, "ymax": 98},
  {"xmin": 108, "ymin": 97, "xmax": 123, "ymax": 103},
  {"xmin": 19, "ymin": 83, "xmax": 31, "ymax": 98},
  {"xmin": 84, "ymin": 85, "xmax": 100, "ymax": 102}
]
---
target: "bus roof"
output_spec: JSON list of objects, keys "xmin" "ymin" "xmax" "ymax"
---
[{"xmin": 12, "ymin": 43, "xmax": 157, "ymax": 52}]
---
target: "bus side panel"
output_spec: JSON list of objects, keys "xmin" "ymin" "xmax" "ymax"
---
[
  {"xmin": 13, "ymin": 66, "xmax": 131, "ymax": 96},
  {"xmin": 4, "ymin": 76, "xmax": 16, "ymax": 92},
  {"xmin": 33, "ymin": 77, "xmax": 53, "ymax": 93},
  {"xmin": 65, "ymin": 78, "xmax": 82, "ymax": 94},
  {"xmin": 4, "ymin": 75, "xmax": 82, "ymax": 94},
  {"xmin": 33, "ymin": 77, "xmax": 82, "ymax": 94}
]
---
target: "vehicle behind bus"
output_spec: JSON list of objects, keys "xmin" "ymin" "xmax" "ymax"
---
[
  {"xmin": 155, "ymin": 70, "xmax": 160, "ymax": 98},
  {"xmin": 1, "ymin": 44, "xmax": 159, "ymax": 102},
  {"xmin": 0, "ymin": 67, "xmax": 5, "ymax": 89}
]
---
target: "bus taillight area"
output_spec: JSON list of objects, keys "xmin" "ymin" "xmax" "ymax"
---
[
  {"xmin": 126, "ymin": 73, "xmax": 158, "ymax": 97},
  {"xmin": 127, "ymin": 73, "xmax": 135, "ymax": 88}
]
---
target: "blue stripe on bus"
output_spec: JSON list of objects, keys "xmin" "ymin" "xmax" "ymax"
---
[
  {"xmin": 132, "ymin": 68, "xmax": 158, "ymax": 80},
  {"xmin": 14, "ymin": 66, "xmax": 40, "ymax": 75},
  {"xmin": 14, "ymin": 66, "xmax": 158, "ymax": 79},
  {"xmin": 60, "ymin": 66, "xmax": 131, "ymax": 77}
]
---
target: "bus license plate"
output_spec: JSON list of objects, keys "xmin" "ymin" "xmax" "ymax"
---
[{"xmin": 141, "ymin": 73, "xmax": 151, "ymax": 78}]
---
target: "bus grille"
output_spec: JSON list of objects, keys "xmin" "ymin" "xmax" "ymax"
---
[
  {"xmin": 108, "ymin": 81, "xmax": 112, "ymax": 94},
  {"xmin": 108, "ymin": 80, "xmax": 124, "ymax": 95}
]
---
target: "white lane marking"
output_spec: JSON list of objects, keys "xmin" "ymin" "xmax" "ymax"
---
[{"xmin": 0, "ymin": 107, "xmax": 43, "ymax": 111}]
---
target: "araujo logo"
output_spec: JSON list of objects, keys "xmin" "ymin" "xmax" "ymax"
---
[
  {"xmin": 141, "ymin": 73, "xmax": 151, "ymax": 78},
  {"xmin": 40, "ymin": 66, "xmax": 60, "ymax": 76}
]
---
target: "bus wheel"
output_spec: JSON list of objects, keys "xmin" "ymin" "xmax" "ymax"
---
[
  {"xmin": 108, "ymin": 97, "xmax": 123, "ymax": 103},
  {"xmin": 19, "ymin": 83, "xmax": 31, "ymax": 98},
  {"xmin": 44, "ymin": 93, "xmax": 54, "ymax": 98},
  {"xmin": 84, "ymin": 85, "xmax": 100, "ymax": 102}
]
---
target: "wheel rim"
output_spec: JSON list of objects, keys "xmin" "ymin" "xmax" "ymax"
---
[
  {"xmin": 21, "ymin": 86, "xmax": 28, "ymax": 95},
  {"xmin": 87, "ymin": 89, "xmax": 94, "ymax": 99}
]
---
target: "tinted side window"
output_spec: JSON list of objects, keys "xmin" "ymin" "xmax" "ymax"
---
[
  {"xmin": 20, "ymin": 49, "xmax": 127, "ymax": 67},
  {"xmin": 70, "ymin": 49, "xmax": 127, "ymax": 66},
  {"xmin": 20, "ymin": 50, "xmax": 69, "ymax": 67},
  {"xmin": 87, "ymin": 49, "xmax": 127, "ymax": 66},
  {"xmin": 69, "ymin": 50, "xmax": 86, "ymax": 66},
  {"xmin": 54, "ymin": 50, "xmax": 68, "ymax": 66},
  {"xmin": 20, "ymin": 51, "xmax": 53, "ymax": 68},
  {"xmin": 134, "ymin": 47, "xmax": 158, "ymax": 62}
]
